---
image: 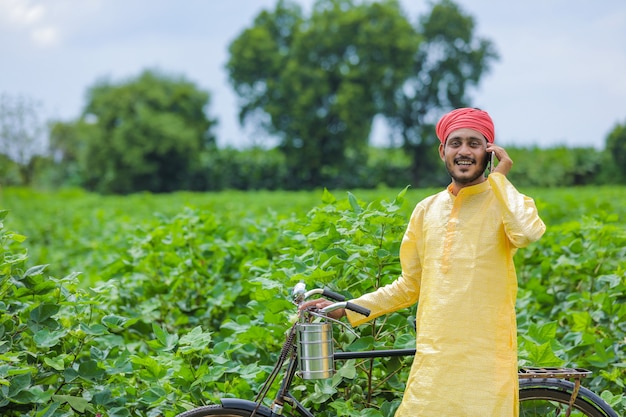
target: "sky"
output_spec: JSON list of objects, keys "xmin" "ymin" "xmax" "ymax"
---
[{"xmin": 1, "ymin": 0, "xmax": 625, "ymax": 150}]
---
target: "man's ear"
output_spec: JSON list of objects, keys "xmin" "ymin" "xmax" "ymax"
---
[{"xmin": 438, "ymin": 143, "xmax": 445, "ymax": 160}]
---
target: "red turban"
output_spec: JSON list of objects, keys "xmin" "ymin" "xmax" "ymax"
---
[{"xmin": 436, "ymin": 108, "xmax": 495, "ymax": 143}]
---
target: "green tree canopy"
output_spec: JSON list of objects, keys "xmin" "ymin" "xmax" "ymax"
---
[
  {"xmin": 52, "ymin": 70, "xmax": 217, "ymax": 194},
  {"xmin": 385, "ymin": 0, "xmax": 498, "ymax": 186},
  {"xmin": 228, "ymin": 0, "xmax": 497, "ymax": 189},
  {"xmin": 606, "ymin": 120, "xmax": 626, "ymax": 181},
  {"xmin": 228, "ymin": 0, "xmax": 419, "ymax": 188}
]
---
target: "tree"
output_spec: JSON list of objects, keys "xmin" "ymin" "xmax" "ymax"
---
[
  {"xmin": 74, "ymin": 70, "xmax": 217, "ymax": 194},
  {"xmin": 228, "ymin": 0, "xmax": 418, "ymax": 188},
  {"xmin": 384, "ymin": 0, "xmax": 498, "ymax": 186},
  {"xmin": 47, "ymin": 120, "xmax": 90, "ymax": 186},
  {"xmin": 605, "ymin": 120, "xmax": 626, "ymax": 182},
  {"xmin": 0, "ymin": 93, "xmax": 46, "ymax": 185}
]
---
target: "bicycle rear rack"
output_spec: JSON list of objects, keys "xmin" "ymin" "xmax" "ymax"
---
[
  {"xmin": 519, "ymin": 367, "xmax": 592, "ymax": 416},
  {"xmin": 518, "ymin": 367, "xmax": 591, "ymax": 379}
]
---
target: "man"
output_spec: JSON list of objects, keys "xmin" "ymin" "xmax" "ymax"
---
[{"xmin": 302, "ymin": 108, "xmax": 546, "ymax": 416}]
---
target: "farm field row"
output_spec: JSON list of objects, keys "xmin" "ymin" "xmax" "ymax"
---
[
  {"xmin": 1, "ymin": 185, "xmax": 624, "ymax": 278},
  {"xmin": 0, "ymin": 185, "xmax": 624, "ymax": 415}
]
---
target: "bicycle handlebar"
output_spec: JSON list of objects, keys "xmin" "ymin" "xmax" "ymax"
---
[
  {"xmin": 297, "ymin": 287, "xmax": 347, "ymax": 302},
  {"xmin": 345, "ymin": 301, "xmax": 370, "ymax": 317},
  {"xmin": 321, "ymin": 288, "xmax": 345, "ymax": 302},
  {"xmin": 293, "ymin": 283, "xmax": 371, "ymax": 317},
  {"xmin": 320, "ymin": 301, "xmax": 371, "ymax": 317},
  {"xmin": 318, "ymin": 301, "xmax": 370, "ymax": 317}
]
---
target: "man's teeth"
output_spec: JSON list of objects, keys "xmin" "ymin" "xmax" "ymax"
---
[{"xmin": 457, "ymin": 160, "xmax": 473, "ymax": 165}]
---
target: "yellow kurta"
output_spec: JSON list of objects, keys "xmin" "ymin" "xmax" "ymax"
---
[{"xmin": 346, "ymin": 173, "xmax": 546, "ymax": 416}]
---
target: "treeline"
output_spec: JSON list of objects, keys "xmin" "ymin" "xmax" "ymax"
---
[
  {"xmin": 1, "ymin": 142, "xmax": 622, "ymax": 191},
  {"xmin": 1, "ymin": 0, "xmax": 625, "ymax": 193}
]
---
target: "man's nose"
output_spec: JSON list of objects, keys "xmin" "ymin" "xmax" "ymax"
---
[{"xmin": 458, "ymin": 143, "xmax": 473, "ymax": 155}]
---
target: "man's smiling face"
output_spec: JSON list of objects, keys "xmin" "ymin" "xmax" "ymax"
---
[{"xmin": 439, "ymin": 128, "xmax": 489, "ymax": 188}]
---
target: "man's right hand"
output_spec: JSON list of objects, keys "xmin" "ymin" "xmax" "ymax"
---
[
  {"xmin": 298, "ymin": 298, "xmax": 346, "ymax": 320},
  {"xmin": 487, "ymin": 143, "xmax": 513, "ymax": 176}
]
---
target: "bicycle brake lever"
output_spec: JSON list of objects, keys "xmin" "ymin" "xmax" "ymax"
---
[{"xmin": 307, "ymin": 310, "xmax": 359, "ymax": 338}]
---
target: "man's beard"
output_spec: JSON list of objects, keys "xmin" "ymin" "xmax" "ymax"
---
[{"xmin": 445, "ymin": 156, "xmax": 489, "ymax": 185}]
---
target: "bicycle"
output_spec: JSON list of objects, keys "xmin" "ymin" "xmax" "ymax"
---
[{"xmin": 176, "ymin": 284, "xmax": 619, "ymax": 417}]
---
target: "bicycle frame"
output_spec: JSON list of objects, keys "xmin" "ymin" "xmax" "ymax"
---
[
  {"xmin": 271, "ymin": 341, "xmax": 313, "ymax": 417},
  {"xmin": 177, "ymin": 286, "xmax": 619, "ymax": 417},
  {"xmin": 255, "ymin": 343, "xmax": 609, "ymax": 417}
]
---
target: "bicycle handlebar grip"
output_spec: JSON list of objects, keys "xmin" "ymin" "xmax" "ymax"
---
[
  {"xmin": 322, "ymin": 289, "xmax": 346, "ymax": 302},
  {"xmin": 345, "ymin": 302, "xmax": 370, "ymax": 317}
]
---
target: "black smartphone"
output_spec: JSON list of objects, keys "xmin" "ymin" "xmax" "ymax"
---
[{"xmin": 487, "ymin": 151, "xmax": 494, "ymax": 174}]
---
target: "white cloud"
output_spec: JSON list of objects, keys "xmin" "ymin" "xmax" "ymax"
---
[
  {"xmin": 31, "ymin": 26, "xmax": 59, "ymax": 46},
  {"xmin": 0, "ymin": 0, "xmax": 44, "ymax": 26},
  {"xmin": 0, "ymin": 0, "xmax": 61, "ymax": 47}
]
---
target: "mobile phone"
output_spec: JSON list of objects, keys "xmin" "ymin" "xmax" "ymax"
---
[{"xmin": 487, "ymin": 151, "xmax": 494, "ymax": 174}]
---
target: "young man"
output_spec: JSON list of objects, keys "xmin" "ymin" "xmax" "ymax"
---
[{"xmin": 302, "ymin": 108, "xmax": 546, "ymax": 416}]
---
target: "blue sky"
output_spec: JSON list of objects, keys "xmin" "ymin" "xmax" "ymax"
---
[{"xmin": 1, "ymin": 0, "xmax": 625, "ymax": 150}]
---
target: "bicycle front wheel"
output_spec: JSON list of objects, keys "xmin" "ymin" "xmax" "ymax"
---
[
  {"xmin": 519, "ymin": 378, "xmax": 618, "ymax": 417},
  {"xmin": 177, "ymin": 406, "xmax": 245, "ymax": 416},
  {"xmin": 175, "ymin": 397, "xmax": 278, "ymax": 417},
  {"xmin": 175, "ymin": 405, "xmax": 266, "ymax": 417}
]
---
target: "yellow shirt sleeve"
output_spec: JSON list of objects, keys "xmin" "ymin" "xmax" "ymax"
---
[
  {"xmin": 346, "ymin": 202, "xmax": 424, "ymax": 327},
  {"xmin": 488, "ymin": 172, "xmax": 546, "ymax": 248}
]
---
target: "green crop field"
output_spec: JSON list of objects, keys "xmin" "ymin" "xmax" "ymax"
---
[{"xmin": 1, "ymin": 185, "xmax": 625, "ymax": 416}]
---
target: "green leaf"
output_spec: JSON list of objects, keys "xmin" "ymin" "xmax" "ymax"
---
[
  {"xmin": 568, "ymin": 238, "xmax": 584, "ymax": 254},
  {"xmin": 8, "ymin": 373, "xmax": 31, "ymax": 397},
  {"xmin": 29, "ymin": 304, "xmax": 60, "ymax": 324},
  {"xmin": 322, "ymin": 188, "xmax": 336, "ymax": 204},
  {"xmin": 79, "ymin": 322, "xmax": 109, "ymax": 336},
  {"xmin": 527, "ymin": 342, "xmax": 564, "ymax": 367},
  {"xmin": 92, "ymin": 389, "xmax": 113, "ymax": 406},
  {"xmin": 347, "ymin": 192, "xmax": 362, "ymax": 213},
  {"xmin": 101, "ymin": 314, "xmax": 138, "ymax": 332},
  {"xmin": 239, "ymin": 363, "xmax": 262, "ymax": 379},
  {"xmin": 24, "ymin": 264, "xmax": 48, "ymax": 277},
  {"xmin": 393, "ymin": 333, "xmax": 415, "ymax": 349},
  {"xmin": 131, "ymin": 355, "xmax": 167, "ymax": 380},
  {"xmin": 52, "ymin": 394, "xmax": 90, "ymax": 413},
  {"xmin": 33, "ymin": 329, "xmax": 66, "ymax": 348},
  {"xmin": 105, "ymin": 406, "xmax": 132, "ymax": 417},
  {"xmin": 44, "ymin": 356, "xmax": 65, "ymax": 371},
  {"xmin": 9, "ymin": 233, "xmax": 27, "ymax": 243},
  {"xmin": 586, "ymin": 342, "xmax": 616, "ymax": 368},
  {"xmin": 151, "ymin": 322, "xmax": 178, "ymax": 351},
  {"xmin": 361, "ymin": 409, "xmax": 384, "ymax": 417},
  {"xmin": 10, "ymin": 388, "xmax": 38, "ymax": 404},
  {"xmin": 140, "ymin": 386, "xmax": 166, "ymax": 404},
  {"xmin": 597, "ymin": 274, "xmax": 622, "ymax": 288},
  {"xmin": 63, "ymin": 367, "xmax": 78, "ymax": 382},
  {"xmin": 570, "ymin": 311, "xmax": 591, "ymax": 332},
  {"xmin": 336, "ymin": 360, "xmax": 357, "ymax": 379},
  {"xmin": 34, "ymin": 402, "xmax": 61, "ymax": 417},
  {"xmin": 347, "ymin": 336, "xmax": 374, "ymax": 352},
  {"xmin": 178, "ymin": 326, "xmax": 211, "ymax": 354},
  {"xmin": 324, "ymin": 247, "xmax": 349, "ymax": 260},
  {"xmin": 77, "ymin": 359, "xmax": 105, "ymax": 380},
  {"xmin": 380, "ymin": 400, "xmax": 401, "ymax": 417},
  {"xmin": 526, "ymin": 321, "xmax": 557, "ymax": 345},
  {"xmin": 198, "ymin": 365, "xmax": 227, "ymax": 383}
]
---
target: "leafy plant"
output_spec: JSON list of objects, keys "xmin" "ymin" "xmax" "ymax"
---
[{"xmin": 0, "ymin": 185, "xmax": 625, "ymax": 416}]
